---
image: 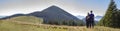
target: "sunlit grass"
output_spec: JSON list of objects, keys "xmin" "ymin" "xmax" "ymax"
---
[
  {"xmin": 0, "ymin": 20, "xmax": 68, "ymax": 31},
  {"xmin": 0, "ymin": 16, "xmax": 120, "ymax": 31},
  {"xmin": 5, "ymin": 16, "xmax": 43, "ymax": 24},
  {"xmin": 0, "ymin": 20, "xmax": 120, "ymax": 31}
]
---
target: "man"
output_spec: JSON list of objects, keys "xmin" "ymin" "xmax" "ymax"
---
[{"xmin": 89, "ymin": 11, "xmax": 95, "ymax": 28}]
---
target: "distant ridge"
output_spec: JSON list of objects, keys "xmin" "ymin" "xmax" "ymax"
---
[
  {"xmin": 0, "ymin": 14, "xmax": 25, "ymax": 19},
  {"xmin": 0, "ymin": 5, "xmax": 84, "ymax": 25}
]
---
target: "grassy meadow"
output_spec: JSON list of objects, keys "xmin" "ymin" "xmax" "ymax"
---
[{"xmin": 0, "ymin": 16, "xmax": 120, "ymax": 31}]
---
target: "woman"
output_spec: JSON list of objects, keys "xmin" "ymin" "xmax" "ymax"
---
[{"xmin": 86, "ymin": 13, "xmax": 90, "ymax": 28}]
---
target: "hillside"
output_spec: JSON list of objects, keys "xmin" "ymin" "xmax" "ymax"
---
[
  {"xmin": 0, "ymin": 16, "xmax": 120, "ymax": 31},
  {"xmin": 0, "ymin": 14, "xmax": 25, "ymax": 20},
  {"xmin": 28, "ymin": 6, "xmax": 84, "ymax": 25},
  {"xmin": 3, "ymin": 16, "xmax": 43, "ymax": 24}
]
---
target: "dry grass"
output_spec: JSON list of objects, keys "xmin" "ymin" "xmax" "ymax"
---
[
  {"xmin": 0, "ymin": 20, "xmax": 120, "ymax": 31},
  {"xmin": 0, "ymin": 16, "xmax": 120, "ymax": 31}
]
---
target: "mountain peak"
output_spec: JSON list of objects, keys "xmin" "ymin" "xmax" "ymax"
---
[
  {"xmin": 46, "ymin": 5, "xmax": 62, "ymax": 10},
  {"xmin": 41, "ymin": 5, "xmax": 66, "ymax": 13},
  {"xmin": 49, "ymin": 5, "xmax": 59, "ymax": 8}
]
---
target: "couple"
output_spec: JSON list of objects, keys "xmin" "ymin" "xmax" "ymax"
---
[{"xmin": 86, "ymin": 11, "xmax": 94, "ymax": 28}]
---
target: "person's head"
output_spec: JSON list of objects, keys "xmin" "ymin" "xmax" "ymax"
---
[{"xmin": 90, "ymin": 10, "xmax": 93, "ymax": 13}]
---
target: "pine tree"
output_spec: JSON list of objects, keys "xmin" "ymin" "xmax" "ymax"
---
[{"xmin": 98, "ymin": 0, "xmax": 120, "ymax": 28}]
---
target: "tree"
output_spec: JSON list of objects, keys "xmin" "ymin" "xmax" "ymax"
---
[{"xmin": 98, "ymin": 0, "xmax": 120, "ymax": 28}]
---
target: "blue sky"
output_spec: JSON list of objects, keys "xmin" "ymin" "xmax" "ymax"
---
[{"xmin": 0, "ymin": 0, "xmax": 119, "ymax": 16}]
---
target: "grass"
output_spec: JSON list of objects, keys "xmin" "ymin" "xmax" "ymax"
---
[
  {"xmin": 0, "ymin": 20, "xmax": 67, "ymax": 31},
  {"xmin": 0, "ymin": 16, "xmax": 120, "ymax": 31},
  {"xmin": 5, "ymin": 16, "xmax": 43, "ymax": 24}
]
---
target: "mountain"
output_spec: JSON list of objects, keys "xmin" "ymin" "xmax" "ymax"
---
[
  {"xmin": 0, "ymin": 14, "xmax": 25, "ymax": 20},
  {"xmin": 95, "ymin": 16, "xmax": 103, "ymax": 21},
  {"xmin": 76, "ymin": 15, "xmax": 102, "ymax": 21},
  {"xmin": 0, "ymin": 16, "xmax": 7, "ymax": 18},
  {"xmin": 77, "ymin": 15, "xmax": 102, "ymax": 25},
  {"xmin": 6, "ymin": 16, "xmax": 43, "ymax": 24},
  {"xmin": 28, "ymin": 6, "xmax": 84, "ymax": 25},
  {"xmin": 0, "ymin": 5, "xmax": 84, "ymax": 26},
  {"xmin": 76, "ymin": 15, "xmax": 85, "ymax": 19},
  {"xmin": 81, "ymin": 18, "xmax": 99, "ymax": 25}
]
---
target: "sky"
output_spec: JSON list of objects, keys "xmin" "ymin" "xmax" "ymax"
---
[{"xmin": 0, "ymin": 0, "xmax": 120, "ymax": 16}]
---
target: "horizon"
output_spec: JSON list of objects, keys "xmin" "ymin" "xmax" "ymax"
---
[{"xmin": 0, "ymin": 0, "xmax": 120, "ymax": 16}]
